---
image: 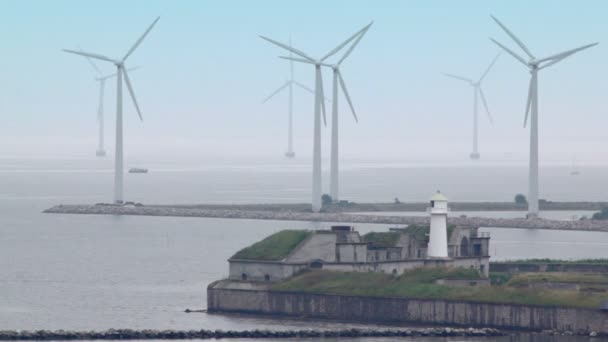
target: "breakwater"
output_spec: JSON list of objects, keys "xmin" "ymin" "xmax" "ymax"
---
[
  {"xmin": 154, "ymin": 201, "xmax": 608, "ymax": 212},
  {"xmin": 0, "ymin": 327, "xmax": 504, "ymax": 340},
  {"xmin": 44, "ymin": 204, "xmax": 608, "ymax": 231},
  {"xmin": 208, "ymin": 282, "xmax": 608, "ymax": 335}
]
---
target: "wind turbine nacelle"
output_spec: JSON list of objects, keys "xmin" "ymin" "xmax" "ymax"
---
[
  {"xmin": 285, "ymin": 151, "xmax": 295, "ymax": 158},
  {"xmin": 469, "ymin": 152, "xmax": 480, "ymax": 160}
]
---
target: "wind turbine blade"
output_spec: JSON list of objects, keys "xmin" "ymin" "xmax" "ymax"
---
[
  {"xmin": 537, "ymin": 42, "xmax": 598, "ymax": 65},
  {"xmin": 100, "ymin": 67, "xmax": 135, "ymax": 80},
  {"xmin": 260, "ymin": 36, "xmax": 315, "ymax": 62},
  {"xmin": 441, "ymin": 72, "xmax": 473, "ymax": 83},
  {"xmin": 100, "ymin": 66, "xmax": 139, "ymax": 81},
  {"xmin": 122, "ymin": 67, "xmax": 143, "ymax": 121},
  {"xmin": 279, "ymin": 56, "xmax": 316, "ymax": 65},
  {"xmin": 79, "ymin": 46, "xmax": 103, "ymax": 75},
  {"xmin": 63, "ymin": 49, "xmax": 115, "ymax": 63},
  {"xmin": 524, "ymin": 77, "xmax": 533, "ymax": 128},
  {"xmin": 122, "ymin": 16, "xmax": 160, "ymax": 62},
  {"xmin": 293, "ymin": 81, "xmax": 315, "ymax": 95},
  {"xmin": 478, "ymin": 53, "xmax": 500, "ymax": 83},
  {"xmin": 490, "ymin": 15, "xmax": 534, "ymax": 59},
  {"xmin": 337, "ymin": 22, "xmax": 373, "ymax": 65},
  {"xmin": 478, "ymin": 87, "xmax": 493, "ymax": 124},
  {"xmin": 489, "ymin": 38, "xmax": 528, "ymax": 67},
  {"xmin": 319, "ymin": 71, "xmax": 327, "ymax": 126},
  {"xmin": 338, "ymin": 72, "xmax": 358, "ymax": 123},
  {"xmin": 322, "ymin": 21, "xmax": 373, "ymax": 63},
  {"xmin": 99, "ymin": 73, "xmax": 117, "ymax": 80},
  {"xmin": 262, "ymin": 82, "xmax": 290, "ymax": 103}
]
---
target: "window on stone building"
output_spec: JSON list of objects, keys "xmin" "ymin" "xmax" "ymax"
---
[
  {"xmin": 460, "ymin": 237, "xmax": 469, "ymax": 257},
  {"xmin": 473, "ymin": 244, "xmax": 482, "ymax": 256},
  {"xmin": 241, "ymin": 273, "xmax": 247, "ymax": 281},
  {"xmin": 264, "ymin": 274, "xmax": 270, "ymax": 281}
]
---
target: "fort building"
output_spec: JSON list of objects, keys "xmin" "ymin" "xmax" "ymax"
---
[{"xmin": 228, "ymin": 192, "xmax": 491, "ymax": 282}]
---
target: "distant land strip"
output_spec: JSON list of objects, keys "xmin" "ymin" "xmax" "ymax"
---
[{"xmin": 44, "ymin": 204, "xmax": 608, "ymax": 232}]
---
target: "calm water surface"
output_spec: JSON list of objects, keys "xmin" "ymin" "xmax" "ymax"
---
[{"xmin": 1, "ymin": 157, "xmax": 607, "ymax": 338}]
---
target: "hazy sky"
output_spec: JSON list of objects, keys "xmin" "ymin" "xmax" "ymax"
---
[{"xmin": 1, "ymin": 0, "xmax": 607, "ymax": 161}]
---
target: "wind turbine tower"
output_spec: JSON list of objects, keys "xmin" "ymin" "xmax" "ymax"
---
[
  {"xmin": 91, "ymin": 68, "xmax": 139, "ymax": 157},
  {"xmin": 262, "ymin": 38, "xmax": 315, "ymax": 158},
  {"xmin": 64, "ymin": 17, "xmax": 159, "ymax": 204},
  {"xmin": 490, "ymin": 15, "xmax": 597, "ymax": 218},
  {"xmin": 327, "ymin": 23, "xmax": 372, "ymax": 201},
  {"xmin": 442, "ymin": 54, "xmax": 499, "ymax": 160},
  {"xmin": 80, "ymin": 54, "xmax": 109, "ymax": 157}
]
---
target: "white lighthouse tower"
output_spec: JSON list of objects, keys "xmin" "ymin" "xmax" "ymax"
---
[{"xmin": 427, "ymin": 191, "xmax": 449, "ymax": 258}]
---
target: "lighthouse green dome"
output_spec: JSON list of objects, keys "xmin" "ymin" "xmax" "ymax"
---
[{"xmin": 430, "ymin": 191, "xmax": 448, "ymax": 202}]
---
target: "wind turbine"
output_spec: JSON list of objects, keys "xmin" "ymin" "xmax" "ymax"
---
[
  {"xmin": 442, "ymin": 54, "xmax": 499, "ymax": 160},
  {"xmin": 326, "ymin": 22, "xmax": 372, "ymax": 202},
  {"xmin": 64, "ymin": 17, "xmax": 159, "ymax": 204},
  {"xmin": 80, "ymin": 53, "xmax": 108, "ymax": 157},
  {"xmin": 260, "ymin": 24, "xmax": 370, "ymax": 212},
  {"xmin": 490, "ymin": 15, "xmax": 597, "ymax": 218},
  {"xmin": 262, "ymin": 38, "xmax": 315, "ymax": 159},
  {"xmin": 81, "ymin": 55, "xmax": 138, "ymax": 157}
]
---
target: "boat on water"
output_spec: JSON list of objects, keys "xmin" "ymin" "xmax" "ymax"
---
[{"xmin": 129, "ymin": 167, "xmax": 148, "ymax": 174}]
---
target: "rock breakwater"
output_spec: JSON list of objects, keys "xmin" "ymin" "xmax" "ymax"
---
[
  {"xmin": 44, "ymin": 204, "xmax": 608, "ymax": 231},
  {"xmin": 0, "ymin": 327, "xmax": 505, "ymax": 340}
]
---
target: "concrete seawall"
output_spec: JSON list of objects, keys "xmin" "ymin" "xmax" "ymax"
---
[
  {"xmin": 44, "ymin": 204, "xmax": 608, "ymax": 231},
  {"xmin": 207, "ymin": 281, "xmax": 608, "ymax": 334}
]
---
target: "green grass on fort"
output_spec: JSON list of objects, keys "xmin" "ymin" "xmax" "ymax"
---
[
  {"xmin": 272, "ymin": 268, "xmax": 605, "ymax": 309},
  {"xmin": 231, "ymin": 230, "xmax": 312, "ymax": 261}
]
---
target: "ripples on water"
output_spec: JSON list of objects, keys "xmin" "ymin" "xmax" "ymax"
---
[{"xmin": 0, "ymin": 158, "xmax": 607, "ymax": 340}]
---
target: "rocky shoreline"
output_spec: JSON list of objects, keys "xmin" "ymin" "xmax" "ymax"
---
[
  {"xmin": 0, "ymin": 327, "xmax": 516, "ymax": 340},
  {"xmin": 44, "ymin": 204, "xmax": 608, "ymax": 231}
]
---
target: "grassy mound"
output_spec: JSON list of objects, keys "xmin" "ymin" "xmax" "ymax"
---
[
  {"xmin": 272, "ymin": 268, "xmax": 604, "ymax": 309},
  {"xmin": 231, "ymin": 230, "xmax": 311, "ymax": 261},
  {"xmin": 362, "ymin": 232, "xmax": 401, "ymax": 247}
]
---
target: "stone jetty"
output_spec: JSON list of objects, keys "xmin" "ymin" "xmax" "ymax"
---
[
  {"xmin": 0, "ymin": 327, "xmax": 506, "ymax": 340},
  {"xmin": 44, "ymin": 204, "xmax": 608, "ymax": 232}
]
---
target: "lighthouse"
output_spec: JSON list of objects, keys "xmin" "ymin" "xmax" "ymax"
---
[{"xmin": 427, "ymin": 191, "xmax": 449, "ymax": 258}]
